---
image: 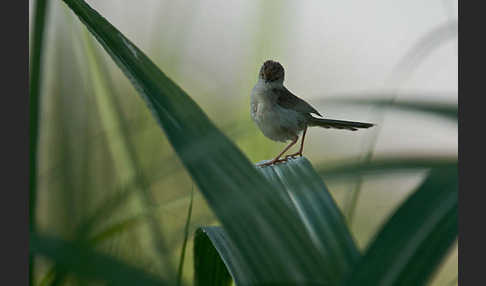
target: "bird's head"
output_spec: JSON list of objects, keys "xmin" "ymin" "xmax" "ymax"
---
[{"xmin": 259, "ymin": 60, "xmax": 285, "ymax": 84}]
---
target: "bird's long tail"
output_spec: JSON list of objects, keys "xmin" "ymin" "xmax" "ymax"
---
[{"xmin": 308, "ymin": 117, "xmax": 374, "ymax": 131}]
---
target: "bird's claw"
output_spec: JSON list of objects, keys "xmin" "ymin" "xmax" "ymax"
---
[
  {"xmin": 284, "ymin": 153, "xmax": 302, "ymax": 160},
  {"xmin": 284, "ymin": 155, "xmax": 295, "ymax": 160},
  {"xmin": 257, "ymin": 153, "xmax": 304, "ymax": 167},
  {"xmin": 256, "ymin": 158, "xmax": 288, "ymax": 167}
]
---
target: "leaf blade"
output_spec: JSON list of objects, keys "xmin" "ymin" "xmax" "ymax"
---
[
  {"xmin": 176, "ymin": 187, "xmax": 195, "ymax": 286},
  {"xmin": 319, "ymin": 97, "xmax": 457, "ymax": 120},
  {"xmin": 316, "ymin": 156, "xmax": 457, "ymax": 179},
  {"xmin": 30, "ymin": 0, "xmax": 50, "ymax": 284},
  {"xmin": 343, "ymin": 165, "xmax": 458, "ymax": 286},
  {"xmin": 258, "ymin": 157, "xmax": 360, "ymax": 280},
  {"xmin": 62, "ymin": 0, "xmax": 333, "ymax": 284},
  {"xmin": 193, "ymin": 227, "xmax": 237, "ymax": 286},
  {"xmin": 31, "ymin": 233, "xmax": 167, "ymax": 286}
]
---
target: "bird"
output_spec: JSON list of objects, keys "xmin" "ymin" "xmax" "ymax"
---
[{"xmin": 250, "ymin": 60, "xmax": 374, "ymax": 166}]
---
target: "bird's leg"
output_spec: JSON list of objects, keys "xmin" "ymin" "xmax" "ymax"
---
[
  {"xmin": 285, "ymin": 126, "xmax": 307, "ymax": 159},
  {"xmin": 297, "ymin": 126, "xmax": 308, "ymax": 155},
  {"xmin": 257, "ymin": 136, "xmax": 298, "ymax": 166}
]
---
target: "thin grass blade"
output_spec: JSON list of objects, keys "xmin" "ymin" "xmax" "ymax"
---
[{"xmin": 176, "ymin": 187, "xmax": 194, "ymax": 286}]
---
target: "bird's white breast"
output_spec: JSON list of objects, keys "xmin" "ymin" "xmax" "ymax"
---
[{"xmin": 250, "ymin": 82, "xmax": 305, "ymax": 142}]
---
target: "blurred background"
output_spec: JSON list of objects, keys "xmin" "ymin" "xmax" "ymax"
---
[{"xmin": 30, "ymin": 0, "xmax": 457, "ymax": 285}]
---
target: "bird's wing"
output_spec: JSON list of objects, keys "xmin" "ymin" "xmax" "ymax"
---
[{"xmin": 274, "ymin": 87, "xmax": 322, "ymax": 116}]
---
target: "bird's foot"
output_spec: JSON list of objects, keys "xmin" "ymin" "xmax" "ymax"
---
[
  {"xmin": 256, "ymin": 157, "xmax": 288, "ymax": 167},
  {"xmin": 284, "ymin": 152, "xmax": 303, "ymax": 161}
]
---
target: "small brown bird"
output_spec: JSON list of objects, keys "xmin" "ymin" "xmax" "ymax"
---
[{"xmin": 250, "ymin": 60, "xmax": 374, "ymax": 166}]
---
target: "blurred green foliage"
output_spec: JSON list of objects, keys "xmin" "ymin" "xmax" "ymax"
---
[{"xmin": 29, "ymin": 0, "xmax": 457, "ymax": 285}]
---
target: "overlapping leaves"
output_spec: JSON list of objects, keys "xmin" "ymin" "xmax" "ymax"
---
[{"xmin": 31, "ymin": 1, "xmax": 458, "ymax": 285}]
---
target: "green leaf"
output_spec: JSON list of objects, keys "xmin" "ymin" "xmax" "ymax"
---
[
  {"xmin": 62, "ymin": 0, "xmax": 343, "ymax": 284},
  {"xmin": 316, "ymin": 156, "xmax": 457, "ymax": 179},
  {"xmin": 39, "ymin": 190, "xmax": 148, "ymax": 286},
  {"xmin": 88, "ymin": 216, "xmax": 143, "ymax": 245},
  {"xmin": 343, "ymin": 165, "xmax": 458, "ymax": 286},
  {"xmin": 79, "ymin": 23, "xmax": 176, "ymax": 279},
  {"xmin": 319, "ymin": 97, "xmax": 457, "ymax": 120},
  {"xmin": 258, "ymin": 157, "xmax": 360, "ymax": 276},
  {"xmin": 194, "ymin": 227, "xmax": 234, "ymax": 286},
  {"xmin": 176, "ymin": 187, "xmax": 195, "ymax": 286},
  {"xmin": 31, "ymin": 233, "xmax": 167, "ymax": 286},
  {"xmin": 29, "ymin": 0, "xmax": 49, "ymax": 228},
  {"xmin": 194, "ymin": 157, "xmax": 361, "ymax": 285},
  {"xmin": 30, "ymin": 0, "xmax": 50, "ymax": 284},
  {"xmin": 195, "ymin": 226, "xmax": 334, "ymax": 286}
]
